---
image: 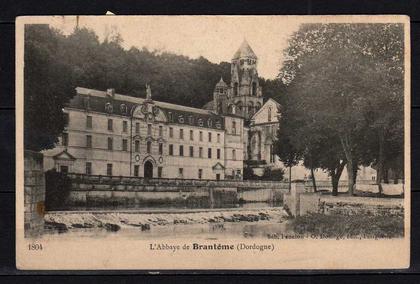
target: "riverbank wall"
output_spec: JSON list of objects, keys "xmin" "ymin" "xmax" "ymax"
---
[
  {"xmin": 58, "ymin": 173, "xmax": 290, "ymax": 209},
  {"xmin": 284, "ymin": 182, "xmax": 404, "ymax": 217}
]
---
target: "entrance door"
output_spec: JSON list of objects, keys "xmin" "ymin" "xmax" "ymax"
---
[{"xmin": 144, "ymin": 161, "xmax": 153, "ymax": 178}]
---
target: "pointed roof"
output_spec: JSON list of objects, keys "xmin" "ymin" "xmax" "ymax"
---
[
  {"xmin": 232, "ymin": 39, "xmax": 257, "ymax": 60},
  {"xmin": 215, "ymin": 77, "xmax": 227, "ymax": 88}
]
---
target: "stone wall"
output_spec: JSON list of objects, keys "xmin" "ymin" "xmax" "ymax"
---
[
  {"xmin": 24, "ymin": 150, "xmax": 46, "ymax": 238},
  {"xmin": 59, "ymin": 173, "xmax": 289, "ymax": 208},
  {"xmin": 285, "ymin": 191, "xmax": 404, "ymax": 217}
]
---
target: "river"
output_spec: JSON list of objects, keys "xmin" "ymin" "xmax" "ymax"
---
[{"xmin": 43, "ymin": 203, "xmax": 295, "ymax": 240}]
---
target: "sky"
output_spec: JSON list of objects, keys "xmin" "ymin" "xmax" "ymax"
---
[{"xmin": 48, "ymin": 16, "xmax": 301, "ymax": 79}]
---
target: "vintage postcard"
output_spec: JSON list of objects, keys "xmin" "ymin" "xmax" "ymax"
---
[{"xmin": 16, "ymin": 15, "xmax": 410, "ymax": 270}]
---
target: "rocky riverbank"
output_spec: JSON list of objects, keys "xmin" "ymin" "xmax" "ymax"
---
[{"xmin": 44, "ymin": 207, "xmax": 288, "ymax": 233}]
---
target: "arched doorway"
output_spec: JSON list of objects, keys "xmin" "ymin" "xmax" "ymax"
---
[{"xmin": 144, "ymin": 160, "xmax": 153, "ymax": 178}]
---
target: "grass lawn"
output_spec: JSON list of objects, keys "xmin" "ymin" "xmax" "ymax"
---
[{"xmin": 289, "ymin": 213, "xmax": 404, "ymax": 239}]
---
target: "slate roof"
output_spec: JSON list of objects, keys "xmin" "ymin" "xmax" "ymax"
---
[
  {"xmin": 68, "ymin": 87, "xmax": 225, "ymax": 130},
  {"xmin": 232, "ymin": 39, "xmax": 258, "ymax": 60}
]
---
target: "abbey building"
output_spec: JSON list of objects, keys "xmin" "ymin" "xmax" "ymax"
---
[{"xmin": 42, "ymin": 40, "xmax": 282, "ymax": 180}]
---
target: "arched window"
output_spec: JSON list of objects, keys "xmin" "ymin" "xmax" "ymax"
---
[
  {"xmin": 105, "ymin": 103, "xmax": 113, "ymax": 114},
  {"xmin": 233, "ymin": 82, "xmax": 238, "ymax": 96},
  {"xmin": 120, "ymin": 104, "xmax": 127, "ymax": 114},
  {"xmin": 268, "ymin": 107, "xmax": 272, "ymax": 122},
  {"xmin": 252, "ymin": 82, "xmax": 257, "ymax": 96},
  {"xmin": 236, "ymin": 101, "xmax": 243, "ymax": 114}
]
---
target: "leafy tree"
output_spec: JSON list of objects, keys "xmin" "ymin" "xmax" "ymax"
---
[
  {"xmin": 279, "ymin": 23, "xmax": 404, "ymax": 194},
  {"xmin": 24, "ymin": 25, "xmax": 76, "ymax": 151}
]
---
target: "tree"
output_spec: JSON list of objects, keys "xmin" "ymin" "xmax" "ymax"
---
[
  {"xmin": 273, "ymin": 115, "xmax": 302, "ymax": 190},
  {"xmin": 24, "ymin": 25, "xmax": 76, "ymax": 151},
  {"xmin": 279, "ymin": 23, "xmax": 404, "ymax": 194}
]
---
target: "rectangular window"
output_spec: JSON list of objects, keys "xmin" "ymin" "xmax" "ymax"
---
[
  {"xmin": 208, "ymin": 132, "xmax": 212, "ymax": 142},
  {"xmin": 189, "ymin": 146, "xmax": 194, "ymax": 157},
  {"xmin": 86, "ymin": 116, "xmax": 92, "ymax": 129},
  {"xmin": 159, "ymin": 125, "xmax": 163, "ymax": 137},
  {"xmin": 85, "ymin": 162, "xmax": 92, "ymax": 175},
  {"xmin": 159, "ymin": 143, "xmax": 163, "ymax": 155},
  {"xmin": 179, "ymin": 145, "xmax": 184, "ymax": 156},
  {"xmin": 216, "ymin": 173, "xmax": 221, "ymax": 181},
  {"xmin": 158, "ymin": 167, "xmax": 163, "ymax": 178},
  {"xmin": 198, "ymin": 169, "xmax": 203, "ymax": 179},
  {"xmin": 122, "ymin": 139, "xmax": 128, "ymax": 151},
  {"xmin": 217, "ymin": 149, "xmax": 221, "ymax": 159},
  {"xmin": 169, "ymin": 144, "xmax": 174, "ymax": 156},
  {"xmin": 122, "ymin": 121, "xmax": 128, "ymax": 133},
  {"xmin": 178, "ymin": 168, "xmax": 183, "ymax": 178},
  {"xmin": 232, "ymin": 149, "xmax": 236, "ymax": 160},
  {"xmin": 190, "ymin": 130, "xmax": 194, "ymax": 141},
  {"xmin": 199, "ymin": 131, "xmax": 203, "ymax": 142},
  {"xmin": 208, "ymin": 148, "xmax": 212, "ymax": 159},
  {"xmin": 169, "ymin": 127, "xmax": 173, "ymax": 138},
  {"xmin": 168, "ymin": 112, "xmax": 173, "ymax": 122},
  {"xmin": 180, "ymin": 129, "xmax": 184, "ymax": 140},
  {"xmin": 147, "ymin": 141, "xmax": 152, "ymax": 154},
  {"xmin": 232, "ymin": 121, "xmax": 236, "ymax": 135},
  {"xmin": 62, "ymin": 133, "xmax": 68, "ymax": 146},
  {"xmin": 107, "ymin": 163, "xmax": 113, "ymax": 176},
  {"xmin": 107, "ymin": 137, "xmax": 113, "ymax": 150},
  {"xmin": 108, "ymin": 119, "xmax": 113, "ymax": 131},
  {"xmin": 217, "ymin": 133, "xmax": 220, "ymax": 143},
  {"xmin": 86, "ymin": 135, "xmax": 92, "ymax": 148},
  {"xmin": 147, "ymin": 124, "xmax": 152, "ymax": 136},
  {"xmin": 199, "ymin": 147, "xmax": 203, "ymax": 158},
  {"xmin": 135, "ymin": 122, "xmax": 140, "ymax": 134},
  {"xmin": 134, "ymin": 165, "xmax": 139, "ymax": 177},
  {"xmin": 135, "ymin": 140, "xmax": 140, "ymax": 152}
]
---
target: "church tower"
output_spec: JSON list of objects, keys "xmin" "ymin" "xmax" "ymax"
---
[
  {"xmin": 213, "ymin": 77, "xmax": 228, "ymax": 114},
  {"xmin": 228, "ymin": 39, "xmax": 263, "ymax": 120}
]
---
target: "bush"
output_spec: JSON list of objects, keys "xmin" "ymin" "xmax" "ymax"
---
[
  {"xmin": 45, "ymin": 169, "xmax": 72, "ymax": 210},
  {"xmin": 289, "ymin": 213, "xmax": 404, "ymax": 238}
]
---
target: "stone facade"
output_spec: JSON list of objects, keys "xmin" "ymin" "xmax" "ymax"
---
[
  {"xmin": 24, "ymin": 150, "xmax": 46, "ymax": 238},
  {"xmin": 43, "ymin": 85, "xmax": 244, "ymax": 180}
]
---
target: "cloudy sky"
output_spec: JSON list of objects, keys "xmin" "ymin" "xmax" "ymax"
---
[{"xmin": 48, "ymin": 16, "xmax": 301, "ymax": 79}]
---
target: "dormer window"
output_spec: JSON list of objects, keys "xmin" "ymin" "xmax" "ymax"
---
[
  {"xmin": 168, "ymin": 112, "xmax": 173, "ymax": 122},
  {"xmin": 178, "ymin": 115, "xmax": 184, "ymax": 123},
  {"xmin": 207, "ymin": 118, "xmax": 213, "ymax": 127},
  {"xmin": 198, "ymin": 118, "xmax": 204, "ymax": 127},
  {"xmin": 120, "ymin": 104, "xmax": 127, "ymax": 114},
  {"xmin": 188, "ymin": 115, "xmax": 194, "ymax": 124},
  {"xmin": 105, "ymin": 103, "xmax": 113, "ymax": 114}
]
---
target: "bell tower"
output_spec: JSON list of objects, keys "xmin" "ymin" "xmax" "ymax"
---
[{"xmin": 229, "ymin": 39, "xmax": 263, "ymax": 120}]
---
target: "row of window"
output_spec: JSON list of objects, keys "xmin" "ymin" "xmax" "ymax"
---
[
  {"xmin": 62, "ymin": 133, "xmax": 237, "ymax": 159},
  {"xmin": 91, "ymin": 116, "xmax": 164, "ymax": 137},
  {"xmin": 72, "ymin": 114, "xmax": 228, "ymax": 141},
  {"xmin": 169, "ymin": 127, "xmax": 222, "ymax": 143},
  {"xmin": 86, "ymin": 162, "xmax": 219, "ymax": 180},
  {"xmin": 168, "ymin": 144, "xmax": 236, "ymax": 160}
]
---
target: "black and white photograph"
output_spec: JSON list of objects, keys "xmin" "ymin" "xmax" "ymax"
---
[{"xmin": 16, "ymin": 15, "xmax": 410, "ymax": 270}]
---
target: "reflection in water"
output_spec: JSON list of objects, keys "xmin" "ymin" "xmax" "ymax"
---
[{"xmin": 64, "ymin": 201, "xmax": 282, "ymax": 212}]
